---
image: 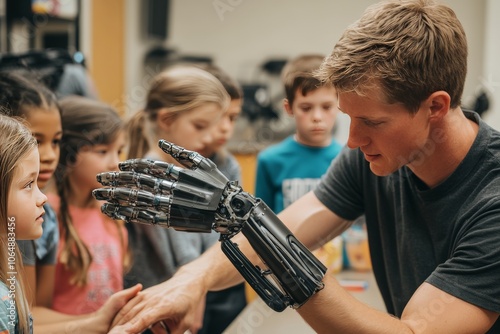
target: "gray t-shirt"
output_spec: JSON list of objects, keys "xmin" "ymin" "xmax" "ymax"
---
[
  {"xmin": 210, "ymin": 151, "xmax": 241, "ymax": 184},
  {"xmin": 314, "ymin": 111, "xmax": 500, "ymax": 332},
  {"xmin": 124, "ymin": 224, "xmax": 207, "ymax": 289}
]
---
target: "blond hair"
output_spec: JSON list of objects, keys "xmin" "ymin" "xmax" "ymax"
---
[
  {"xmin": 127, "ymin": 65, "xmax": 230, "ymax": 159},
  {"xmin": 0, "ymin": 115, "xmax": 37, "ymax": 333},
  {"xmin": 317, "ymin": 0, "xmax": 467, "ymax": 113}
]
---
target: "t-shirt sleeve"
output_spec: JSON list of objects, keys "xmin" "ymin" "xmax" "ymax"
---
[
  {"xmin": 255, "ymin": 153, "xmax": 276, "ymax": 211},
  {"xmin": 225, "ymin": 154, "xmax": 242, "ymax": 184},
  {"xmin": 34, "ymin": 203, "xmax": 59, "ymax": 265},
  {"xmin": 314, "ymin": 147, "xmax": 365, "ymax": 221},
  {"xmin": 38, "ymin": 241, "xmax": 57, "ymax": 266},
  {"xmin": 16, "ymin": 241, "xmax": 36, "ymax": 266}
]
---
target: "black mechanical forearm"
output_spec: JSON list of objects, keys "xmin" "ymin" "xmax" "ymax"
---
[
  {"xmin": 222, "ymin": 192, "xmax": 326, "ymax": 310},
  {"xmin": 93, "ymin": 140, "xmax": 326, "ymax": 311}
]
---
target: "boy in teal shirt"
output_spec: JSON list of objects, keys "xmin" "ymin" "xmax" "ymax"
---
[{"xmin": 255, "ymin": 54, "xmax": 342, "ymax": 213}]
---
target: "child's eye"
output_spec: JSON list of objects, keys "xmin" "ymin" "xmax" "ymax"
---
[
  {"xmin": 52, "ymin": 139, "xmax": 61, "ymax": 146},
  {"xmin": 91, "ymin": 148, "xmax": 108, "ymax": 155},
  {"xmin": 24, "ymin": 180, "xmax": 34, "ymax": 189}
]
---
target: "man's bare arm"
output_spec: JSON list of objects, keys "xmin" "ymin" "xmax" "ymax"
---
[{"xmin": 299, "ymin": 275, "xmax": 498, "ymax": 333}]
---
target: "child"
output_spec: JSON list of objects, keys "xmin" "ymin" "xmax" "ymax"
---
[
  {"xmin": 125, "ymin": 65, "xmax": 229, "ymax": 332},
  {"xmin": 194, "ymin": 63, "xmax": 247, "ymax": 334},
  {"xmin": 0, "ymin": 115, "xmax": 43, "ymax": 333},
  {"xmin": 125, "ymin": 65, "xmax": 229, "ymax": 285},
  {"xmin": 49, "ymin": 95, "xmax": 130, "ymax": 315},
  {"xmin": 196, "ymin": 64, "xmax": 243, "ymax": 183},
  {"xmin": 255, "ymin": 55, "xmax": 344, "ymax": 270},
  {"xmin": 0, "ymin": 71, "xmax": 62, "ymax": 312},
  {"xmin": 255, "ymin": 54, "xmax": 342, "ymax": 213}
]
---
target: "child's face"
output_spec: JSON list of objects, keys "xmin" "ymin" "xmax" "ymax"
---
[
  {"xmin": 26, "ymin": 106, "xmax": 62, "ymax": 190},
  {"xmin": 70, "ymin": 131, "xmax": 126, "ymax": 194},
  {"xmin": 161, "ymin": 103, "xmax": 223, "ymax": 154},
  {"xmin": 200, "ymin": 99, "xmax": 242, "ymax": 157},
  {"xmin": 7, "ymin": 147, "xmax": 47, "ymax": 240},
  {"xmin": 285, "ymin": 86, "xmax": 338, "ymax": 147}
]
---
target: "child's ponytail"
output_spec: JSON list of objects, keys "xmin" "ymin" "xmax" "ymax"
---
[{"xmin": 126, "ymin": 109, "xmax": 149, "ymax": 159}]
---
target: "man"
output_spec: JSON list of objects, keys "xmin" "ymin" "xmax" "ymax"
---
[{"xmin": 111, "ymin": 0, "xmax": 500, "ymax": 332}]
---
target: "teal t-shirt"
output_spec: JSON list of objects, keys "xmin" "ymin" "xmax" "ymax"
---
[{"xmin": 255, "ymin": 136, "xmax": 343, "ymax": 213}]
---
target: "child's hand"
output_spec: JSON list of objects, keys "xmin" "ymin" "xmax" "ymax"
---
[
  {"xmin": 94, "ymin": 284, "xmax": 143, "ymax": 332},
  {"xmin": 108, "ymin": 267, "xmax": 207, "ymax": 334}
]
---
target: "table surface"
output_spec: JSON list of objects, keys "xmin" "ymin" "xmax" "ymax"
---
[{"xmin": 224, "ymin": 270, "xmax": 386, "ymax": 334}]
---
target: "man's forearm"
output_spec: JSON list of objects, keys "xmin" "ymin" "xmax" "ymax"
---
[
  {"xmin": 297, "ymin": 273, "xmax": 412, "ymax": 334},
  {"xmin": 183, "ymin": 232, "xmax": 255, "ymax": 293}
]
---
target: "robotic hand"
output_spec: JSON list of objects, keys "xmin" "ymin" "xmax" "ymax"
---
[{"xmin": 92, "ymin": 140, "xmax": 326, "ymax": 312}]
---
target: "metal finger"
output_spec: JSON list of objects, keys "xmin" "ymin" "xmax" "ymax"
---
[
  {"xmin": 96, "ymin": 171, "xmax": 176, "ymax": 195},
  {"xmin": 119, "ymin": 158, "xmax": 182, "ymax": 180},
  {"xmin": 100, "ymin": 203, "xmax": 170, "ymax": 227},
  {"xmin": 158, "ymin": 140, "xmax": 205, "ymax": 170},
  {"xmin": 159, "ymin": 140, "xmax": 232, "ymax": 185},
  {"xmin": 92, "ymin": 187, "xmax": 172, "ymax": 211}
]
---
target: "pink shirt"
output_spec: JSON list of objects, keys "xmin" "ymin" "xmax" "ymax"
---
[{"xmin": 49, "ymin": 195, "xmax": 127, "ymax": 315}]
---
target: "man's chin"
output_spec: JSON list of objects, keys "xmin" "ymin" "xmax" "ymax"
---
[{"xmin": 369, "ymin": 163, "xmax": 397, "ymax": 177}]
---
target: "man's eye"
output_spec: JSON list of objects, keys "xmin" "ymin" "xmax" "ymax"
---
[{"xmin": 364, "ymin": 120, "xmax": 382, "ymax": 127}]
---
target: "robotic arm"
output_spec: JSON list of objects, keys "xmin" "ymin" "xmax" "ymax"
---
[{"xmin": 93, "ymin": 140, "xmax": 326, "ymax": 312}]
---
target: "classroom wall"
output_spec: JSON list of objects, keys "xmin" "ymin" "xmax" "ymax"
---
[
  {"xmin": 78, "ymin": 0, "xmax": 499, "ymax": 131},
  {"xmin": 167, "ymin": 0, "xmax": 485, "ymax": 99}
]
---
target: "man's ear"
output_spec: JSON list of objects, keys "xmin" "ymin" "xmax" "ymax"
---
[
  {"xmin": 156, "ymin": 108, "xmax": 175, "ymax": 132},
  {"xmin": 426, "ymin": 91, "xmax": 451, "ymax": 121},
  {"xmin": 283, "ymin": 99, "xmax": 293, "ymax": 117}
]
